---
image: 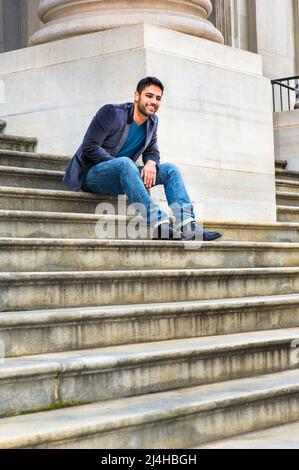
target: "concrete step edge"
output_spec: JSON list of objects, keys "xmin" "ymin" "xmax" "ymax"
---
[
  {"xmin": 0, "ymin": 267, "xmax": 299, "ymax": 287},
  {"xmin": 195, "ymin": 420, "xmax": 299, "ymax": 448},
  {"xmin": 0, "ymin": 369, "xmax": 298, "ymax": 449},
  {"xmin": 3, "ymin": 293, "xmax": 299, "ymax": 322},
  {"xmin": 276, "ymin": 169, "xmax": 299, "ymax": 178},
  {"xmin": 3, "ymin": 294, "xmax": 299, "ymax": 357},
  {"xmin": 0, "ymin": 149, "xmax": 70, "ymax": 162},
  {"xmin": 2, "ymin": 267, "xmax": 299, "ymax": 283},
  {"xmin": 0, "ymin": 185, "xmax": 126, "ymax": 203},
  {"xmin": 2, "ymin": 209, "xmax": 299, "ymax": 227},
  {"xmin": 2, "ymin": 327, "xmax": 299, "ymax": 379},
  {"xmin": 0, "ymin": 165, "xmax": 63, "ymax": 177},
  {"xmin": 1, "ymin": 293, "xmax": 299, "ymax": 326},
  {"xmin": 277, "ymin": 205, "xmax": 299, "ymax": 213},
  {"xmin": 0, "ymin": 134, "xmax": 37, "ymax": 145},
  {"xmin": 276, "ymin": 179, "xmax": 299, "ymax": 187},
  {"xmin": 0, "ymin": 209, "xmax": 132, "ymax": 221},
  {"xmin": 2, "ymin": 237, "xmax": 299, "ymax": 249},
  {"xmin": 205, "ymin": 220, "xmax": 299, "ymax": 228},
  {"xmin": 276, "ymin": 191, "xmax": 299, "ymax": 199}
]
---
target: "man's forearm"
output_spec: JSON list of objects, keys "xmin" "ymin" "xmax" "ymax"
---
[{"xmin": 81, "ymin": 141, "xmax": 115, "ymax": 163}]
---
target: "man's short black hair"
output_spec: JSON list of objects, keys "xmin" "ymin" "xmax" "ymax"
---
[{"xmin": 136, "ymin": 76, "xmax": 164, "ymax": 95}]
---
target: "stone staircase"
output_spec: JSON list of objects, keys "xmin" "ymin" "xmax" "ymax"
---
[{"xmin": 1, "ymin": 120, "xmax": 299, "ymax": 448}]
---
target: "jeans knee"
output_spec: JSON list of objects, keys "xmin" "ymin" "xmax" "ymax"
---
[
  {"xmin": 160, "ymin": 163, "xmax": 180, "ymax": 171},
  {"xmin": 160, "ymin": 162, "xmax": 180, "ymax": 176},
  {"xmin": 117, "ymin": 157, "xmax": 139, "ymax": 173}
]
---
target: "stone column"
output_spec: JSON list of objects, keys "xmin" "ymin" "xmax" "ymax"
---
[
  {"xmin": 0, "ymin": 0, "xmax": 23, "ymax": 53},
  {"xmin": 294, "ymin": 0, "xmax": 299, "ymax": 109},
  {"xmin": 211, "ymin": 0, "xmax": 233, "ymax": 46},
  {"xmin": 29, "ymin": 0, "xmax": 224, "ymax": 46}
]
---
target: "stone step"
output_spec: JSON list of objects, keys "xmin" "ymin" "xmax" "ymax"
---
[
  {"xmin": 276, "ymin": 191, "xmax": 299, "ymax": 207},
  {"xmin": 0, "ymin": 209, "xmax": 133, "ymax": 238},
  {"xmin": 0, "ymin": 120, "xmax": 6, "ymax": 133},
  {"xmin": 2, "ymin": 238, "xmax": 299, "ymax": 272},
  {"xmin": 0, "ymin": 186, "xmax": 128, "ymax": 214},
  {"xmin": 277, "ymin": 205, "xmax": 299, "ymax": 223},
  {"xmin": 276, "ymin": 169, "xmax": 299, "ymax": 182},
  {"xmin": 1, "ymin": 209, "xmax": 299, "ymax": 241},
  {"xmin": 0, "ymin": 369, "xmax": 299, "ymax": 448},
  {"xmin": 0, "ymin": 149, "xmax": 70, "ymax": 171},
  {"xmin": 0, "ymin": 166, "xmax": 66, "ymax": 190},
  {"xmin": 2, "ymin": 294, "xmax": 299, "ymax": 357},
  {"xmin": 0, "ymin": 328, "xmax": 298, "ymax": 418},
  {"xmin": 206, "ymin": 220, "xmax": 299, "ymax": 242},
  {"xmin": 275, "ymin": 160, "xmax": 288, "ymax": 170},
  {"xmin": 0, "ymin": 134, "xmax": 37, "ymax": 152},
  {"xmin": 276, "ymin": 179, "xmax": 299, "ymax": 194},
  {"xmin": 2, "ymin": 267, "xmax": 299, "ymax": 311},
  {"xmin": 195, "ymin": 420, "xmax": 299, "ymax": 448}
]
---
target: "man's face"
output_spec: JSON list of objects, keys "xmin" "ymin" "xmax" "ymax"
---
[{"xmin": 134, "ymin": 85, "xmax": 163, "ymax": 117}]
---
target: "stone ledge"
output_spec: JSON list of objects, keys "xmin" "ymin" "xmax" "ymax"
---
[
  {"xmin": 0, "ymin": 369, "xmax": 299, "ymax": 448},
  {"xmin": 0, "ymin": 24, "xmax": 262, "ymax": 76},
  {"xmin": 0, "ymin": 328, "xmax": 298, "ymax": 418},
  {"xmin": 2, "ymin": 294, "xmax": 299, "ymax": 356}
]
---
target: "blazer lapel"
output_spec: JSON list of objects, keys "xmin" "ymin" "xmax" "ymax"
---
[
  {"xmin": 143, "ymin": 118, "xmax": 154, "ymax": 150},
  {"xmin": 113, "ymin": 122, "xmax": 131, "ymax": 155},
  {"xmin": 113, "ymin": 103, "xmax": 134, "ymax": 155}
]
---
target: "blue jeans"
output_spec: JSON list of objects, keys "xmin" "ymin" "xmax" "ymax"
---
[{"xmin": 82, "ymin": 157, "xmax": 195, "ymax": 228}]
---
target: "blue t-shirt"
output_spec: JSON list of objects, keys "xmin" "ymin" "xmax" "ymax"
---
[{"xmin": 114, "ymin": 121, "xmax": 146, "ymax": 159}]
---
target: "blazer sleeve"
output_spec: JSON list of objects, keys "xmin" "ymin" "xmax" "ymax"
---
[
  {"xmin": 81, "ymin": 105, "xmax": 117, "ymax": 163},
  {"xmin": 142, "ymin": 124, "xmax": 161, "ymax": 167}
]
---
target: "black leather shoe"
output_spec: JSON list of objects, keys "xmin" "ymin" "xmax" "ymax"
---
[
  {"xmin": 180, "ymin": 221, "xmax": 222, "ymax": 241},
  {"xmin": 152, "ymin": 223, "xmax": 184, "ymax": 240},
  {"xmin": 203, "ymin": 230, "xmax": 222, "ymax": 241}
]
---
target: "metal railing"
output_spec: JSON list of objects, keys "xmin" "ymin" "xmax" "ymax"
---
[{"xmin": 271, "ymin": 75, "xmax": 299, "ymax": 112}]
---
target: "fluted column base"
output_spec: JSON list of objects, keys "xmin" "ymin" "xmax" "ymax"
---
[{"xmin": 29, "ymin": 1, "xmax": 224, "ymax": 45}]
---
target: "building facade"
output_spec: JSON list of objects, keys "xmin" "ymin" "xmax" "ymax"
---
[
  {"xmin": 0, "ymin": 0, "xmax": 298, "ymax": 222},
  {"xmin": 1, "ymin": 0, "xmax": 299, "ymax": 79}
]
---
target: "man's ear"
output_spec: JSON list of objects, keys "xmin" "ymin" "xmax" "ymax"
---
[{"xmin": 134, "ymin": 91, "xmax": 139, "ymax": 102}]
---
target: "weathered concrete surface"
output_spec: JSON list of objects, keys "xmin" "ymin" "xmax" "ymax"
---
[
  {"xmin": 3, "ymin": 267, "xmax": 299, "ymax": 311},
  {"xmin": 2, "ymin": 294, "xmax": 299, "ymax": 357},
  {"xmin": 1, "ymin": 370, "xmax": 299, "ymax": 448},
  {"xmin": 197, "ymin": 420, "xmax": 299, "ymax": 449}
]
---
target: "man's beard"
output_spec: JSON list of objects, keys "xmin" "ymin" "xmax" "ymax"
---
[{"xmin": 137, "ymin": 102, "xmax": 155, "ymax": 117}]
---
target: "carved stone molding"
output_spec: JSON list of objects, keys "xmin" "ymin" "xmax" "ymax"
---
[{"xmin": 29, "ymin": 0, "xmax": 224, "ymax": 45}]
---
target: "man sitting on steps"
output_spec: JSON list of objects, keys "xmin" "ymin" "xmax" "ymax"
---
[{"xmin": 63, "ymin": 76, "xmax": 222, "ymax": 241}]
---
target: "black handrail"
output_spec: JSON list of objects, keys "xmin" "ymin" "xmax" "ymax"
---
[{"xmin": 271, "ymin": 75, "xmax": 299, "ymax": 112}]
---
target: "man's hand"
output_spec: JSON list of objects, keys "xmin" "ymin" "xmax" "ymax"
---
[{"xmin": 141, "ymin": 160, "xmax": 157, "ymax": 188}]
